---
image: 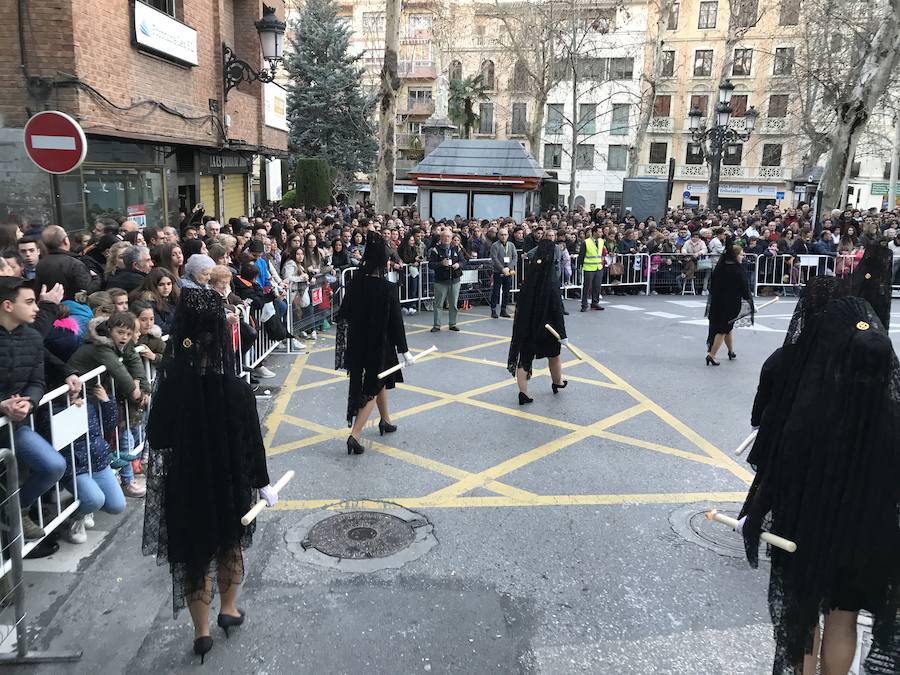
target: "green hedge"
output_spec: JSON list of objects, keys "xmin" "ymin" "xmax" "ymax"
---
[
  {"xmin": 293, "ymin": 158, "xmax": 335, "ymax": 208},
  {"xmin": 280, "ymin": 189, "xmax": 297, "ymax": 207}
]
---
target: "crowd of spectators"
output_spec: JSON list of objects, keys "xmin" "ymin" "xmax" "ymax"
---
[{"xmin": 0, "ymin": 198, "xmax": 898, "ymax": 557}]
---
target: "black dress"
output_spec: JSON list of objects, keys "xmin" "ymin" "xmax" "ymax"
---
[
  {"xmin": 705, "ymin": 257, "xmax": 753, "ymax": 349},
  {"xmin": 335, "ymin": 273, "xmax": 409, "ymax": 425},
  {"xmin": 142, "ymin": 289, "xmax": 271, "ymax": 616},
  {"xmin": 508, "ymin": 239, "xmax": 566, "ymax": 377}
]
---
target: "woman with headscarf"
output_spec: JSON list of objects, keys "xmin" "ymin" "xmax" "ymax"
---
[
  {"xmin": 142, "ymin": 289, "xmax": 278, "ymax": 663},
  {"xmin": 507, "ymin": 238, "xmax": 569, "ymax": 405},
  {"xmin": 335, "ymin": 231, "xmax": 412, "ymax": 455},
  {"xmin": 704, "ymin": 237, "xmax": 754, "ymax": 366}
]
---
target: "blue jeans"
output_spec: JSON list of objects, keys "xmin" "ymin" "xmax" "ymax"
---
[
  {"xmin": 490, "ymin": 272, "xmax": 511, "ymax": 312},
  {"xmin": 15, "ymin": 426, "xmax": 67, "ymax": 508},
  {"xmin": 64, "ymin": 467, "xmax": 125, "ymax": 517}
]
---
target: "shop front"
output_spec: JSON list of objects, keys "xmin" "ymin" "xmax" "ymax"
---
[{"xmin": 197, "ymin": 151, "xmax": 253, "ymax": 222}]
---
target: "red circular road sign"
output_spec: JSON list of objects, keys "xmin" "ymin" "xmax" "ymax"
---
[{"xmin": 23, "ymin": 111, "xmax": 88, "ymax": 174}]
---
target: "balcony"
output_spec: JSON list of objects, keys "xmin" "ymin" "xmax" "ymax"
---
[
  {"xmin": 648, "ymin": 116, "xmax": 675, "ymax": 133},
  {"xmin": 399, "ymin": 100, "xmax": 435, "ymax": 116},
  {"xmin": 637, "ymin": 164, "xmax": 791, "ymax": 181},
  {"xmin": 401, "ymin": 28, "xmax": 434, "ymax": 43},
  {"xmin": 759, "ymin": 117, "xmax": 790, "ymax": 134},
  {"xmin": 397, "ymin": 133, "xmax": 423, "ymax": 150},
  {"xmin": 398, "ymin": 60, "xmax": 436, "ymax": 79},
  {"xmin": 396, "ymin": 158, "xmax": 419, "ymax": 179}
]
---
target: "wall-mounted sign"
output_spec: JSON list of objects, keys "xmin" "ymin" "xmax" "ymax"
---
[
  {"xmin": 133, "ymin": 0, "xmax": 198, "ymax": 67},
  {"xmin": 264, "ymin": 83, "xmax": 289, "ymax": 132},
  {"xmin": 685, "ymin": 182, "xmax": 778, "ymax": 197},
  {"xmin": 198, "ymin": 151, "xmax": 252, "ymax": 175},
  {"xmin": 871, "ymin": 182, "xmax": 900, "ymax": 196}
]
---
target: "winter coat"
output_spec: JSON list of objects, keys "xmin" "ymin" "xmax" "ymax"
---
[
  {"xmin": 36, "ymin": 249, "xmax": 98, "ymax": 300},
  {"xmin": 66, "ymin": 318, "xmax": 149, "ymax": 397},
  {"xmin": 428, "ymin": 244, "xmax": 466, "ymax": 283},
  {"xmin": 0, "ymin": 324, "xmax": 45, "ymax": 405},
  {"xmin": 62, "ymin": 398, "xmax": 117, "ymax": 480},
  {"xmin": 61, "ymin": 300, "xmax": 94, "ymax": 336},
  {"xmin": 137, "ymin": 324, "xmax": 166, "ymax": 361},
  {"xmin": 105, "ymin": 268, "xmax": 147, "ymax": 293}
]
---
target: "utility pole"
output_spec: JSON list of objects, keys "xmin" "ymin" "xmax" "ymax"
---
[
  {"xmin": 567, "ymin": 0, "xmax": 578, "ymax": 211},
  {"xmin": 373, "ymin": 0, "xmax": 402, "ymax": 214},
  {"xmin": 889, "ymin": 114, "xmax": 900, "ymax": 211}
]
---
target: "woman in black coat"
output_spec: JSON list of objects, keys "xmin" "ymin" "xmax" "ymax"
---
[
  {"xmin": 335, "ymin": 231, "xmax": 411, "ymax": 455},
  {"xmin": 705, "ymin": 238, "xmax": 754, "ymax": 366}
]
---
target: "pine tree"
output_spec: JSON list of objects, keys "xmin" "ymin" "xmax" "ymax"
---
[{"xmin": 285, "ymin": 0, "xmax": 376, "ymax": 184}]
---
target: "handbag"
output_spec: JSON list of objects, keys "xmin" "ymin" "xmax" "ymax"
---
[
  {"xmin": 609, "ymin": 261, "xmax": 625, "ymax": 277},
  {"xmin": 294, "ymin": 287, "xmax": 311, "ymax": 308},
  {"xmin": 698, "ymin": 257, "xmax": 713, "ymax": 271}
]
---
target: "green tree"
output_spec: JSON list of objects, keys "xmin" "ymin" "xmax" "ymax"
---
[
  {"xmin": 449, "ymin": 74, "xmax": 490, "ymax": 139},
  {"xmin": 293, "ymin": 158, "xmax": 336, "ymax": 208},
  {"xmin": 285, "ymin": 0, "xmax": 376, "ymax": 185}
]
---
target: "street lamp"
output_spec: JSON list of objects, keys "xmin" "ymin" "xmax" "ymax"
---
[
  {"xmin": 688, "ymin": 79, "xmax": 758, "ymax": 211},
  {"xmin": 223, "ymin": 5, "xmax": 286, "ymax": 100}
]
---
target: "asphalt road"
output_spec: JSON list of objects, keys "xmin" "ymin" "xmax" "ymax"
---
[{"xmin": 9, "ymin": 292, "xmax": 898, "ymax": 674}]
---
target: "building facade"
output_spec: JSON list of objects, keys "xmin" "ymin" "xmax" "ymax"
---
[{"xmin": 1, "ymin": 0, "xmax": 288, "ymax": 231}]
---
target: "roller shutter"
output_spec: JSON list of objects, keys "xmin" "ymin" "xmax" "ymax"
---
[{"xmin": 222, "ymin": 174, "xmax": 248, "ymax": 221}]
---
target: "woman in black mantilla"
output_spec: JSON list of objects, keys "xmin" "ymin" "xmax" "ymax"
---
[
  {"xmin": 142, "ymin": 288, "xmax": 278, "ymax": 664},
  {"xmin": 738, "ymin": 246, "xmax": 900, "ymax": 675},
  {"xmin": 705, "ymin": 237, "xmax": 754, "ymax": 366},
  {"xmin": 335, "ymin": 230, "xmax": 412, "ymax": 455},
  {"xmin": 508, "ymin": 238, "xmax": 569, "ymax": 406}
]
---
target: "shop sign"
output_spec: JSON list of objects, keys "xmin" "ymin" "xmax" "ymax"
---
[
  {"xmin": 870, "ymin": 182, "xmax": 900, "ymax": 195},
  {"xmin": 264, "ymin": 83, "xmax": 289, "ymax": 132},
  {"xmin": 133, "ymin": 0, "xmax": 198, "ymax": 67},
  {"xmin": 198, "ymin": 152, "xmax": 252, "ymax": 175},
  {"xmin": 684, "ymin": 182, "xmax": 778, "ymax": 197},
  {"xmin": 127, "ymin": 204, "xmax": 147, "ymax": 228},
  {"xmin": 265, "ymin": 158, "xmax": 283, "ymax": 201}
]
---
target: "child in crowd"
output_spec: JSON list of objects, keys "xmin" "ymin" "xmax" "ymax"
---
[
  {"xmin": 61, "ymin": 383, "xmax": 125, "ymax": 544},
  {"xmin": 130, "ymin": 300, "xmax": 166, "ymax": 363},
  {"xmin": 66, "ymin": 312, "xmax": 150, "ymax": 498},
  {"xmin": 108, "ymin": 288, "xmax": 129, "ymax": 313}
]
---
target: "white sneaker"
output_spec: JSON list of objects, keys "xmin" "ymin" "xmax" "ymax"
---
[
  {"xmin": 252, "ymin": 365, "xmax": 276, "ymax": 379},
  {"xmin": 83, "ymin": 513, "xmax": 95, "ymax": 529},
  {"xmin": 310, "ymin": 331, "xmax": 318, "ymax": 340},
  {"xmin": 298, "ymin": 331, "xmax": 310, "ymax": 339},
  {"xmin": 291, "ymin": 338, "xmax": 303, "ymax": 350},
  {"xmin": 65, "ymin": 518, "xmax": 87, "ymax": 544},
  {"xmin": 408, "ymin": 308, "xmax": 417, "ymax": 315}
]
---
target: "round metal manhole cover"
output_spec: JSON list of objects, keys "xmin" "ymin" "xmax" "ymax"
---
[
  {"xmin": 669, "ymin": 503, "xmax": 766, "ymax": 560},
  {"xmin": 285, "ymin": 501, "xmax": 437, "ymax": 572},
  {"xmin": 303, "ymin": 511, "xmax": 416, "ymax": 559}
]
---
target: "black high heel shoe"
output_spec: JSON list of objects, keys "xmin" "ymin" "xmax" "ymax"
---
[
  {"xmin": 217, "ymin": 609, "xmax": 245, "ymax": 638},
  {"xmin": 705, "ymin": 355, "xmax": 720, "ymax": 367},
  {"xmin": 378, "ymin": 419, "xmax": 397, "ymax": 436},
  {"xmin": 347, "ymin": 436, "xmax": 365, "ymax": 455},
  {"xmin": 193, "ymin": 636, "xmax": 213, "ymax": 664},
  {"xmin": 518, "ymin": 392, "xmax": 533, "ymax": 406},
  {"xmin": 728, "ymin": 352, "xmax": 737, "ymax": 361},
  {"xmin": 551, "ymin": 380, "xmax": 568, "ymax": 395}
]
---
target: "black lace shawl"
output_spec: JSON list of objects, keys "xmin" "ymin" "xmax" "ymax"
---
[
  {"xmin": 141, "ymin": 289, "xmax": 271, "ymax": 616},
  {"xmin": 705, "ymin": 243, "xmax": 754, "ymax": 348},
  {"xmin": 741, "ymin": 297, "xmax": 900, "ymax": 673},
  {"xmin": 507, "ymin": 239, "xmax": 566, "ymax": 377},
  {"xmin": 335, "ymin": 272, "xmax": 408, "ymax": 425}
]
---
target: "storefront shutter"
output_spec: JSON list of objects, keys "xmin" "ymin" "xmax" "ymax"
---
[
  {"xmin": 222, "ymin": 174, "xmax": 247, "ymax": 221},
  {"xmin": 199, "ymin": 175, "xmax": 218, "ymax": 218}
]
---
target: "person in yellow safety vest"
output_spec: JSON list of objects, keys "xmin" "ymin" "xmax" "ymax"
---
[{"xmin": 579, "ymin": 224, "xmax": 606, "ymax": 312}]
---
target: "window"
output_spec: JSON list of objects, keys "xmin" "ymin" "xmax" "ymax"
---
[
  {"xmin": 668, "ymin": 3, "xmax": 680, "ymax": 29},
  {"xmin": 480, "ymin": 61, "xmax": 496, "ymax": 89},
  {"xmin": 732, "ymin": 0, "xmax": 759, "ymax": 27},
  {"xmin": 762, "ymin": 144, "xmax": 783, "ymax": 166},
  {"xmin": 611, "ymin": 104, "xmax": 630, "ymax": 135},
  {"xmin": 546, "ymin": 104, "xmax": 565, "ymax": 133},
  {"xmin": 449, "ymin": 60, "xmax": 462, "ymax": 81},
  {"xmin": 407, "ymin": 13, "xmax": 432, "ymax": 36},
  {"xmin": 609, "ymin": 57, "xmax": 634, "ymax": 80},
  {"xmin": 686, "ymin": 143, "xmax": 703, "ymax": 164},
  {"xmin": 82, "ymin": 167, "xmax": 166, "ymax": 228},
  {"xmin": 579, "ymin": 104, "xmax": 597, "ymax": 134},
  {"xmin": 580, "ymin": 57, "xmax": 608, "ymax": 80},
  {"xmin": 732, "ymin": 48, "xmax": 753, "ymax": 76},
  {"xmin": 769, "ymin": 94, "xmax": 789, "ymax": 118},
  {"xmin": 607, "ymin": 145, "xmax": 627, "ymax": 171},
  {"xmin": 698, "ymin": 1, "xmax": 718, "ymax": 28},
  {"xmin": 478, "ymin": 102, "xmax": 494, "ymax": 134},
  {"xmin": 362, "ymin": 11, "xmax": 386, "ymax": 33},
  {"xmin": 723, "ymin": 143, "xmax": 743, "ymax": 165},
  {"xmin": 604, "ymin": 191, "xmax": 623, "ymax": 210},
  {"xmin": 649, "ymin": 142, "xmax": 668, "ymax": 164},
  {"xmin": 146, "ymin": 0, "xmax": 175, "ymax": 16},
  {"xmin": 850, "ymin": 161, "xmax": 861, "ymax": 178},
  {"xmin": 511, "ymin": 103, "xmax": 528, "ymax": 135},
  {"xmin": 576, "ymin": 144, "xmax": 595, "ymax": 170},
  {"xmin": 773, "ymin": 47, "xmax": 795, "ymax": 76},
  {"xmin": 731, "ymin": 94, "xmax": 748, "ymax": 117},
  {"xmin": 694, "ymin": 50, "xmax": 713, "ymax": 77},
  {"xmin": 661, "ymin": 50, "xmax": 675, "ymax": 77},
  {"xmin": 690, "ymin": 94, "xmax": 709, "ymax": 116},
  {"xmin": 544, "ymin": 143, "xmax": 563, "ymax": 169},
  {"xmin": 653, "ymin": 95, "xmax": 671, "ymax": 117},
  {"xmin": 780, "ymin": 0, "xmax": 800, "ymax": 25},
  {"xmin": 512, "ymin": 61, "xmax": 529, "ymax": 90},
  {"xmin": 407, "ymin": 88, "xmax": 432, "ymax": 112}
]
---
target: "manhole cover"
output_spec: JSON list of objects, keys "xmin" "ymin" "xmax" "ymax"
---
[
  {"xmin": 303, "ymin": 512, "xmax": 416, "ymax": 559},
  {"xmin": 285, "ymin": 501, "xmax": 437, "ymax": 572},
  {"xmin": 669, "ymin": 503, "xmax": 766, "ymax": 560}
]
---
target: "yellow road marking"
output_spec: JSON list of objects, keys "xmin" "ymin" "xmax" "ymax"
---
[{"xmin": 262, "ymin": 352, "xmax": 308, "ymax": 446}]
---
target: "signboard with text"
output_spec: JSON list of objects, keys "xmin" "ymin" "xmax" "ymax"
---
[
  {"xmin": 684, "ymin": 182, "xmax": 778, "ymax": 197},
  {"xmin": 264, "ymin": 82, "xmax": 289, "ymax": 132},
  {"xmin": 133, "ymin": 0, "xmax": 198, "ymax": 67},
  {"xmin": 871, "ymin": 182, "xmax": 900, "ymax": 196}
]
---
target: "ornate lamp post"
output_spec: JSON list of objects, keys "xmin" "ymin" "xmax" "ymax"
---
[
  {"xmin": 688, "ymin": 79, "xmax": 759, "ymax": 211},
  {"xmin": 223, "ymin": 5, "xmax": 286, "ymax": 100}
]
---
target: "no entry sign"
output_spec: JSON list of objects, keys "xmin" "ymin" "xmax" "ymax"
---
[{"xmin": 23, "ymin": 111, "xmax": 88, "ymax": 174}]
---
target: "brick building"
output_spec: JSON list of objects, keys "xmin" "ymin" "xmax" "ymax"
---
[{"xmin": 1, "ymin": 0, "xmax": 288, "ymax": 231}]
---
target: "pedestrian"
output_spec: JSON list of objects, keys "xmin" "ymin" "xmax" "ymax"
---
[
  {"xmin": 489, "ymin": 227, "xmax": 516, "ymax": 319},
  {"xmin": 142, "ymin": 288, "xmax": 278, "ymax": 663},
  {"xmin": 579, "ymin": 224, "xmax": 605, "ymax": 312},
  {"xmin": 335, "ymin": 231, "xmax": 412, "ymax": 455},
  {"xmin": 428, "ymin": 229, "xmax": 465, "ymax": 332},
  {"xmin": 508, "ymin": 239, "xmax": 569, "ymax": 406},
  {"xmin": 705, "ymin": 239, "xmax": 754, "ymax": 366}
]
